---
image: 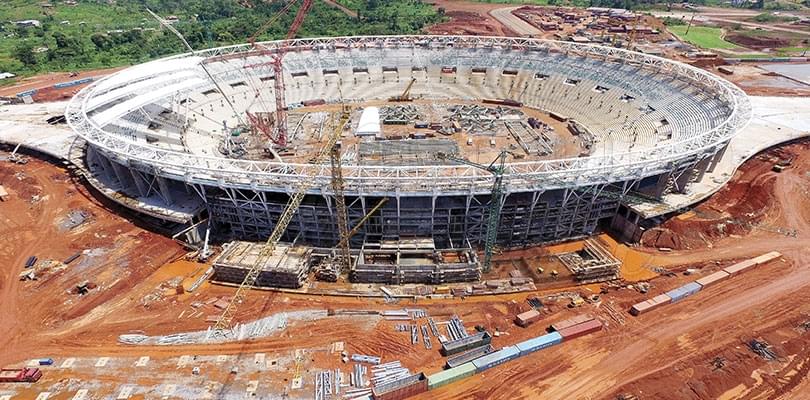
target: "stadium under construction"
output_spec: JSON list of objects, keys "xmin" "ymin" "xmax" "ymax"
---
[{"xmin": 65, "ymin": 35, "xmax": 751, "ymax": 285}]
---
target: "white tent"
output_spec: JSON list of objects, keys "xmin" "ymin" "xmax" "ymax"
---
[{"xmin": 355, "ymin": 107, "xmax": 381, "ymax": 137}]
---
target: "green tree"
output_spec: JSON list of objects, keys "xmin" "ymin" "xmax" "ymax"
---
[{"xmin": 13, "ymin": 42, "xmax": 37, "ymax": 67}]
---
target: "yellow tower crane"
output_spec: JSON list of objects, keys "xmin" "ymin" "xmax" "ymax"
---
[{"xmin": 213, "ymin": 107, "xmax": 351, "ymax": 334}]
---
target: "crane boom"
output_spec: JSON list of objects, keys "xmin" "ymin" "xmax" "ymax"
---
[
  {"xmin": 437, "ymin": 151, "xmax": 508, "ymax": 272},
  {"xmin": 389, "ymin": 78, "xmax": 417, "ymax": 102},
  {"xmin": 213, "ymin": 109, "xmax": 350, "ymax": 333},
  {"xmin": 146, "ymin": 8, "xmax": 245, "ymax": 126},
  {"xmin": 246, "ymin": 0, "xmax": 314, "ymax": 147}
]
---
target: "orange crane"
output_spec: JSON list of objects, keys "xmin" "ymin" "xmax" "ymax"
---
[{"xmin": 245, "ymin": 0, "xmax": 314, "ymax": 147}]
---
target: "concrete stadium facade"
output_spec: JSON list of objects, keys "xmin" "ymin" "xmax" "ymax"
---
[{"xmin": 65, "ymin": 35, "xmax": 751, "ymax": 248}]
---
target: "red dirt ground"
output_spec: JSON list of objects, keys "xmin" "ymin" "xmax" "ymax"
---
[
  {"xmin": 641, "ymin": 140, "xmax": 810, "ymax": 250},
  {"xmin": 426, "ymin": 0, "xmax": 517, "ymax": 37},
  {"xmin": 0, "ymin": 67, "xmax": 124, "ymax": 100},
  {"xmin": 1, "ymin": 134, "xmax": 809, "ymax": 399}
]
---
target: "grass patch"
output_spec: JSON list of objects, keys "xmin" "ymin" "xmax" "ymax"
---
[{"xmin": 668, "ymin": 25, "xmax": 741, "ymax": 50}]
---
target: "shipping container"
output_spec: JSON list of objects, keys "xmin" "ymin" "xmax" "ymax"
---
[
  {"xmin": 723, "ymin": 259, "xmax": 757, "ymax": 274},
  {"xmin": 372, "ymin": 372, "xmax": 427, "ymax": 400},
  {"xmin": 557, "ymin": 319, "xmax": 602, "ymax": 340},
  {"xmin": 38, "ymin": 358, "xmax": 54, "ymax": 366},
  {"xmin": 25, "ymin": 256, "xmax": 37, "ymax": 268},
  {"xmin": 550, "ymin": 314, "xmax": 593, "ymax": 332},
  {"xmin": 427, "ymin": 363, "xmax": 476, "ymax": 390},
  {"xmin": 666, "ymin": 282, "xmax": 702, "ymax": 303},
  {"xmin": 515, "ymin": 309, "xmax": 542, "ymax": 327},
  {"xmin": 515, "ymin": 332, "xmax": 562, "ymax": 356},
  {"xmin": 549, "ymin": 112, "xmax": 569, "ymax": 122},
  {"xmin": 695, "ymin": 270, "xmax": 730, "ymax": 288},
  {"xmin": 441, "ymin": 331, "xmax": 492, "ymax": 356},
  {"xmin": 751, "ymin": 251, "xmax": 781, "ymax": 265},
  {"xmin": 472, "ymin": 346, "xmax": 520, "ymax": 372},
  {"xmin": 302, "ymin": 99, "xmax": 326, "ymax": 107},
  {"xmin": 630, "ymin": 294, "xmax": 671, "ymax": 316},
  {"xmin": 445, "ymin": 344, "xmax": 493, "ymax": 369},
  {"xmin": 63, "ymin": 252, "xmax": 82, "ymax": 265}
]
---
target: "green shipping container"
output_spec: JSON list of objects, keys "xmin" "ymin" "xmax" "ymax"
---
[{"xmin": 427, "ymin": 362, "xmax": 476, "ymax": 390}]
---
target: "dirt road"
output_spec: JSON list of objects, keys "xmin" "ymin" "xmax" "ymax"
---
[
  {"xmin": 323, "ymin": 0, "xmax": 357, "ymax": 18},
  {"xmin": 489, "ymin": 6, "xmax": 542, "ymax": 36}
]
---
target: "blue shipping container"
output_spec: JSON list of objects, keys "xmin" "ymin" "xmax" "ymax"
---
[
  {"xmin": 515, "ymin": 332, "xmax": 563, "ymax": 356},
  {"xmin": 38, "ymin": 358, "xmax": 54, "ymax": 365},
  {"xmin": 666, "ymin": 282, "xmax": 702, "ymax": 303},
  {"xmin": 472, "ymin": 346, "xmax": 520, "ymax": 373}
]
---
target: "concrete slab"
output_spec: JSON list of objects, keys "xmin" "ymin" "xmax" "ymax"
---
[
  {"xmin": 0, "ymin": 102, "xmax": 76, "ymax": 159},
  {"xmin": 35, "ymin": 393, "xmax": 50, "ymax": 400},
  {"xmin": 0, "ymin": 395, "xmax": 12, "ymax": 400},
  {"xmin": 60, "ymin": 358, "xmax": 76, "ymax": 368},
  {"xmin": 135, "ymin": 356, "xmax": 149, "ymax": 367},
  {"xmin": 94, "ymin": 357, "xmax": 110, "ymax": 367},
  {"xmin": 630, "ymin": 95, "xmax": 810, "ymax": 218},
  {"xmin": 761, "ymin": 63, "xmax": 810, "ymax": 86}
]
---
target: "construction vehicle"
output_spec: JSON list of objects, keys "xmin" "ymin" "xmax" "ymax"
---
[
  {"xmin": 436, "ymin": 151, "xmax": 508, "ymax": 272},
  {"xmin": 243, "ymin": 0, "xmax": 314, "ymax": 147},
  {"xmin": 388, "ymin": 78, "xmax": 417, "ymax": 102},
  {"xmin": 212, "ymin": 108, "xmax": 350, "ymax": 334},
  {"xmin": 0, "ymin": 367, "xmax": 42, "ymax": 383}
]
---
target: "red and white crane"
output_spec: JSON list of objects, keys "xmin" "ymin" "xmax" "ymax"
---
[{"xmin": 245, "ymin": 0, "xmax": 313, "ymax": 148}]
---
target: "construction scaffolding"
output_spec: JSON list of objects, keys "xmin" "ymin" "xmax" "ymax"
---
[
  {"xmin": 211, "ymin": 241, "xmax": 312, "ymax": 288},
  {"xmin": 557, "ymin": 239, "xmax": 621, "ymax": 284},
  {"xmin": 351, "ymin": 239, "xmax": 481, "ymax": 284}
]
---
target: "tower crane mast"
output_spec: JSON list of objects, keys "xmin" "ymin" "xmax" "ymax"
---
[
  {"xmin": 437, "ymin": 151, "xmax": 508, "ymax": 272},
  {"xmin": 213, "ymin": 108, "xmax": 350, "ymax": 334}
]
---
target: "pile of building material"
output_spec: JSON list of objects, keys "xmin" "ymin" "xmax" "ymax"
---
[
  {"xmin": 117, "ymin": 309, "xmax": 327, "ymax": 345},
  {"xmin": 380, "ymin": 105, "xmax": 422, "ymax": 125},
  {"xmin": 440, "ymin": 331, "xmax": 492, "ymax": 356},
  {"xmin": 371, "ymin": 369, "xmax": 427, "ymax": 400},
  {"xmin": 558, "ymin": 239, "xmax": 621, "ymax": 283},
  {"xmin": 505, "ymin": 121, "xmax": 554, "ymax": 156},
  {"xmin": 444, "ymin": 105, "xmax": 523, "ymax": 135},
  {"xmin": 211, "ymin": 241, "xmax": 312, "ymax": 288},
  {"xmin": 358, "ymin": 139, "xmax": 459, "ymax": 166},
  {"xmin": 352, "ymin": 241, "xmax": 480, "ymax": 284},
  {"xmin": 568, "ymin": 120, "xmax": 594, "ymax": 154},
  {"xmin": 445, "ymin": 344, "xmax": 494, "ymax": 368}
]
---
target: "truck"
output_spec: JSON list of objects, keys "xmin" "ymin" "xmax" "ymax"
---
[{"xmin": 0, "ymin": 367, "xmax": 42, "ymax": 383}]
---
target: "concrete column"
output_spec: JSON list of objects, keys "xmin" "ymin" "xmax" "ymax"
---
[
  {"xmin": 129, "ymin": 169, "xmax": 150, "ymax": 197},
  {"xmin": 693, "ymin": 156, "xmax": 714, "ymax": 184},
  {"xmin": 91, "ymin": 149, "xmax": 117, "ymax": 183},
  {"xmin": 708, "ymin": 143, "xmax": 729, "ymax": 173},
  {"xmin": 110, "ymin": 161, "xmax": 135, "ymax": 191},
  {"xmin": 157, "ymin": 176, "xmax": 174, "ymax": 206}
]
